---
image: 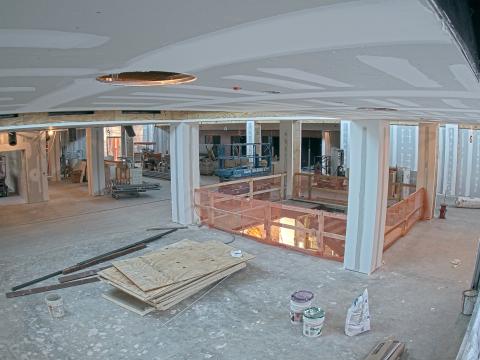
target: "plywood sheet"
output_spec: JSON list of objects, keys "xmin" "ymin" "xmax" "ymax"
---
[
  {"xmin": 102, "ymin": 288, "xmax": 155, "ymax": 316},
  {"xmin": 152, "ymin": 262, "xmax": 246, "ymax": 305},
  {"xmin": 112, "ymin": 239, "xmax": 254, "ymax": 291},
  {"xmin": 155, "ymin": 263, "xmax": 246, "ymax": 310}
]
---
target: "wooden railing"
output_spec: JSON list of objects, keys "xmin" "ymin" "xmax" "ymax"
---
[
  {"xmin": 201, "ymin": 174, "xmax": 285, "ymax": 202},
  {"xmin": 195, "ymin": 174, "xmax": 425, "ymax": 261},
  {"xmin": 293, "ymin": 172, "xmax": 417, "ymax": 206},
  {"xmin": 293, "ymin": 173, "xmax": 348, "ymax": 206},
  {"xmin": 194, "ymin": 187, "xmax": 347, "ymax": 262},
  {"xmin": 384, "ymin": 188, "xmax": 426, "ymax": 251}
]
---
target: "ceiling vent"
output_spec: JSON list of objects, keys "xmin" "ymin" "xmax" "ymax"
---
[
  {"xmin": 96, "ymin": 71, "xmax": 196, "ymax": 86},
  {"xmin": 0, "ymin": 113, "xmax": 18, "ymax": 119},
  {"xmin": 121, "ymin": 110, "xmax": 162, "ymax": 115},
  {"xmin": 48, "ymin": 111, "xmax": 95, "ymax": 116}
]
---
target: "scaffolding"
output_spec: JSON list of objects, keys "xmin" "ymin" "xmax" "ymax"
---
[{"xmin": 215, "ymin": 143, "xmax": 272, "ymax": 181}]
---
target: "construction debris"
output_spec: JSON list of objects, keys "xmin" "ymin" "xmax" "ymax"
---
[
  {"xmin": 98, "ymin": 239, "xmax": 254, "ymax": 314},
  {"xmin": 364, "ymin": 339, "xmax": 405, "ymax": 360}
]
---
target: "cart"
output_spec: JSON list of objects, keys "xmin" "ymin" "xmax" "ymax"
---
[{"xmin": 111, "ymin": 181, "xmax": 161, "ymax": 199}]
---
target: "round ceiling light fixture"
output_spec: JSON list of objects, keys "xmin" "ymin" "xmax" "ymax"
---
[{"xmin": 96, "ymin": 71, "xmax": 196, "ymax": 86}]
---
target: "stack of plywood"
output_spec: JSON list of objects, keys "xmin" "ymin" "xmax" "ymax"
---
[{"xmin": 98, "ymin": 239, "xmax": 254, "ymax": 315}]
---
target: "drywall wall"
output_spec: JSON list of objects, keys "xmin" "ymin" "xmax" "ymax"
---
[{"xmin": 0, "ymin": 131, "xmax": 48, "ymax": 203}]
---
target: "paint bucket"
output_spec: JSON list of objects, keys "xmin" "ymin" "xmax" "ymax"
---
[
  {"xmin": 462, "ymin": 289, "xmax": 478, "ymax": 316},
  {"xmin": 290, "ymin": 290, "xmax": 314, "ymax": 324},
  {"xmin": 303, "ymin": 307, "xmax": 325, "ymax": 337},
  {"xmin": 45, "ymin": 293, "xmax": 64, "ymax": 318}
]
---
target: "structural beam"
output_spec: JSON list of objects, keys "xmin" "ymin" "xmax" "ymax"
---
[
  {"xmin": 279, "ymin": 120, "xmax": 301, "ymax": 197},
  {"xmin": 344, "ymin": 120, "xmax": 390, "ymax": 274},
  {"xmin": 417, "ymin": 123, "xmax": 439, "ymax": 220},
  {"xmin": 170, "ymin": 122, "xmax": 200, "ymax": 225},
  {"xmin": 86, "ymin": 127, "xmax": 105, "ymax": 196}
]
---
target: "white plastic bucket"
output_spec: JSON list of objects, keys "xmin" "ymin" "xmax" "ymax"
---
[
  {"xmin": 290, "ymin": 290, "xmax": 314, "ymax": 324},
  {"xmin": 45, "ymin": 293, "xmax": 64, "ymax": 318},
  {"xmin": 462, "ymin": 289, "xmax": 478, "ymax": 316},
  {"xmin": 303, "ymin": 307, "xmax": 325, "ymax": 337}
]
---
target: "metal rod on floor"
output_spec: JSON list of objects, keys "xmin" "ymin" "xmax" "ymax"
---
[
  {"xmin": 61, "ymin": 243, "xmax": 146, "ymax": 275},
  {"xmin": 6, "ymin": 277, "xmax": 100, "ymax": 298},
  {"xmin": 10, "ymin": 229, "xmax": 178, "ymax": 291}
]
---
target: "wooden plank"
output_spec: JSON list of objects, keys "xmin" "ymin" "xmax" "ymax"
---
[
  {"xmin": 58, "ymin": 265, "xmax": 111, "ymax": 283},
  {"xmin": 102, "ymin": 288, "xmax": 156, "ymax": 316},
  {"xmin": 199, "ymin": 174, "xmax": 284, "ymax": 190}
]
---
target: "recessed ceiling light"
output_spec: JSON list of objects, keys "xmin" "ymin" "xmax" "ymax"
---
[{"xmin": 96, "ymin": 71, "xmax": 196, "ymax": 86}]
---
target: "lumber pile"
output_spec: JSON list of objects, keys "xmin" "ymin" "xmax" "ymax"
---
[{"xmin": 98, "ymin": 239, "xmax": 254, "ymax": 314}]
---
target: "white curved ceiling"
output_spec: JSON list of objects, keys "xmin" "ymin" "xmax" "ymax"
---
[{"xmin": 0, "ymin": 0, "xmax": 480, "ymax": 123}]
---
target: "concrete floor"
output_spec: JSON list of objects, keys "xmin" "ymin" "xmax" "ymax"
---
[{"xmin": 0, "ymin": 180, "xmax": 478, "ymax": 359}]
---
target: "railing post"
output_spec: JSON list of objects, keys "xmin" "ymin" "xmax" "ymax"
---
[
  {"xmin": 308, "ymin": 174, "xmax": 313, "ymax": 200},
  {"xmin": 249, "ymin": 178, "xmax": 254, "ymax": 199},
  {"xmin": 317, "ymin": 211, "xmax": 325, "ymax": 255},
  {"xmin": 281, "ymin": 174, "xmax": 286, "ymax": 200},
  {"xmin": 401, "ymin": 200, "xmax": 407, "ymax": 236},
  {"xmin": 265, "ymin": 203, "xmax": 272, "ymax": 242},
  {"xmin": 208, "ymin": 192, "xmax": 215, "ymax": 227}
]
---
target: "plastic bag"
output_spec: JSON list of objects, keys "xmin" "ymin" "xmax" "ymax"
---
[{"xmin": 345, "ymin": 288, "xmax": 370, "ymax": 336}]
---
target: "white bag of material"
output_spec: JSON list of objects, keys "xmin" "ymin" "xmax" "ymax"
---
[{"xmin": 345, "ymin": 288, "xmax": 371, "ymax": 337}]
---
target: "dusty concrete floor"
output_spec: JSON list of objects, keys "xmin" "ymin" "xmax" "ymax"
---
[{"xmin": 0, "ymin": 180, "xmax": 478, "ymax": 359}]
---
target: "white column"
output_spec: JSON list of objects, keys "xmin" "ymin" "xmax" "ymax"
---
[
  {"xmin": 344, "ymin": 120, "xmax": 390, "ymax": 274},
  {"xmin": 170, "ymin": 122, "xmax": 200, "ymax": 225},
  {"xmin": 279, "ymin": 120, "xmax": 301, "ymax": 197},
  {"xmin": 340, "ymin": 120, "xmax": 350, "ymax": 172},
  {"xmin": 246, "ymin": 121, "xmax": 262, "ymax": 161},
  {"xmin": 442, "ymin": 124, "xmax": 458, "ymax": 196},
  {"xmin": 322, "ymin": 131, "xmax": 331, "ymax": 158},
  {"xmin": 417, "ymin": 123, "xmax": 439, "ymax": 220},
  {"xmin": 47, "ymin": 132, "xmax": 61, "ymax": 181},
  {"xmin": 86, "ymin": 127, "xmax": 105, "ymax": 196},
  {"xmin": 155, "ymin": 126, "xmax": 170, "ymax": 154}
]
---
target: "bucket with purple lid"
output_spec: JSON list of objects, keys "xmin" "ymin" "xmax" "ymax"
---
[{"xmin": 290, "ymin": 290, "xmax": 314, "ymax": 324}]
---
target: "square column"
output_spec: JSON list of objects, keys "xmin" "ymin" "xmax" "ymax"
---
[
  {"xmin": 170, "ymin": 122, "xmax": 200, "ymax": 225},
  {"xmin": 154, "ymin": 126, "xmax": 170, "ymax": 154},
  {"xmin": 279, "ymin": 120, "xmax": 301, "ymax": 197},
  {"xmin": 86, "ymin": 127, "xmax": 105, "ymax": 196},
  {"xmin": 246, "ymin": 121, "xmax": 262, "ymax": 161},
  {"xmin": 344, "ymin": 120, "xmax": 390, "ymax": 274},
  {"xmin": 417, "ymin": 123, "xmax": 439, "ymax": 220},
  {"xmin": 47, "ymin": 132, "xmax": 61, "ymax": 181}
]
